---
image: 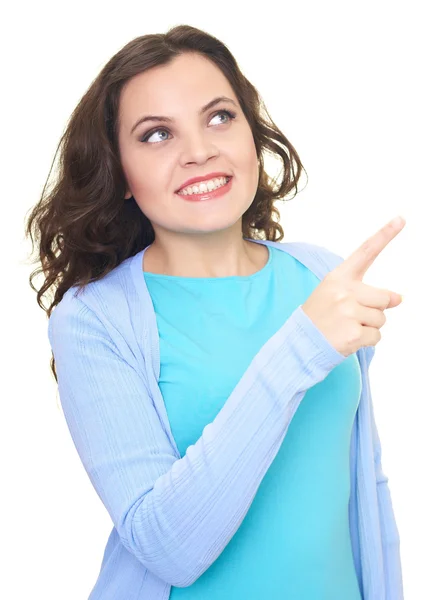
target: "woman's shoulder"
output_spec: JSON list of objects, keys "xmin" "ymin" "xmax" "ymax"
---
[{"xmin": 48, "ymin": 255, "xmax": 138, "ymax": 339}]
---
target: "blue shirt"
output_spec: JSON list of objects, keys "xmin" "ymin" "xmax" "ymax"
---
[
  {"xmin": 149, "ymin": 245, "xmax": 361, "ymax": 599},
  {"xmin": 47, "ymin": 238, "xmax": 404, "ymax": 600}
]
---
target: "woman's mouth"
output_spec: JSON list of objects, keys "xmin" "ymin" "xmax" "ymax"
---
[{"xmin": 175, "ymin": 176, "xmax": 233, "ymax": 202}]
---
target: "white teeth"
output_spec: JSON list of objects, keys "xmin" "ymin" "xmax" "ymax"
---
[{"xmin": 178, "ymin": 176, "xmax": 229, "ymax": 195}]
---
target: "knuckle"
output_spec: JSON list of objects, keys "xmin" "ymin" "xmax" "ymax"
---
[
  {"xmin": 379, "ymin": 289, "xmax": 391, "ymax": 307},
  {"xmin": 348, "ymin": 324, "xmax": 362, "ymax": 344},
  {"xmin": 343, "ymin": 301, "xmax": 358, "ymax": 319},
  {"xmin": 361, "ymin": 240, "xmax": 373, "ymax": 256},
  {"xmin": 332, "ymin": 284, "xmax": 350, "ymax": 303}
]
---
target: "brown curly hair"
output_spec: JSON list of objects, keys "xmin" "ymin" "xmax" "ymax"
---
[{"xmin": 24, "ymin": 24, "xmax": 307, "ymax": 382}]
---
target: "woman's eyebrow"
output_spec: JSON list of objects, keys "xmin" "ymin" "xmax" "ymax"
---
[{"xmin": 130, "ymin": 96, "xmax": 237, "ymax": 134}]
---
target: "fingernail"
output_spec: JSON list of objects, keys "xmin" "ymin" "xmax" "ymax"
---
[
  {"xmin": 400, "ymin": 294, "xmax": 405, "ymax": 302},
  {"xmin": 390, "ymin": 216, "xmax": 405, "ymax": 227}
]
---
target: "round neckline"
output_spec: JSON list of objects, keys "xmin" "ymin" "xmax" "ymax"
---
[{"xmin": 142, "ymin": 241, "xmax": 272, "ymax": 281}]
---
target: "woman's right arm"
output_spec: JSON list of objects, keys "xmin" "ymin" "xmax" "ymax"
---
[{"xmin": 48, "ymin": 293, "xmax": 346, "ymax": 588}]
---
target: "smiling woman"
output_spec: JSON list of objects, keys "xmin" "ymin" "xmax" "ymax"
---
[
  {"xmin": 116, "ymin": 51, "xmax": 267, "ymax": 273},
  {"xmin": 25, "ymin": 24, "xmax": 306, "ymax": 312},
  {"xmin": 115, "ymin": 49, "xmax": 304, "ymax": 279},
  {"xmin": 22, "ymin": 22, "xmax": 405, "ymax": 600}
]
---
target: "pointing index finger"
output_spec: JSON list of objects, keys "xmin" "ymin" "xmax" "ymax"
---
[{"xmin": 333, "ymin": 216, "xmax": 406, "ymax": 281}]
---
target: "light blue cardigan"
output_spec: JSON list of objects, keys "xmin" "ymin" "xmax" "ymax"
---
[{"xmin": 48, "ymin": 238, "xmax": 404, "ymax": 599}]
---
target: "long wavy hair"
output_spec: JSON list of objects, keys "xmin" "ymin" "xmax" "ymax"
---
[{"xmin": 25, "ymin": 24, "xmax": 307, "ymax": 382}]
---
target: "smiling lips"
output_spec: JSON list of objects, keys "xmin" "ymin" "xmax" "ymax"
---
[
  {"xmin": 177, "ymin": 175, "xmax": 233, "ymax": 202},
  {"xmin": 177, "ymin": 176, "xmax": 230, "ymax": 195},
  {"xmin": 175, "ymin": 172, "xmax": 232, "ymax": 193}
]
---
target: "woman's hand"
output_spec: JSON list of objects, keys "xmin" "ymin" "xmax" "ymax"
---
[{"xmin": 301, "ymin": 216, "xmax": 406, "ymax": 358}]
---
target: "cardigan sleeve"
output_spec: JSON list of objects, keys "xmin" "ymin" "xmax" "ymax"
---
[
  {"xmin": 365, "ymin": 345, "xmax": 404, "ymax": 599},
  {"xmin": 48, "ymin": 291, "xmax": 346, "ymax": 588}
]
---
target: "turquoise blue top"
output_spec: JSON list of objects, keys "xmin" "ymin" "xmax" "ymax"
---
[
  {"xmin": 47, "ymin": 238, "xmax": 403, "ymax": 600},
  {"xmin": 145, "ymin": 246, "xmax": 361, "ymax": 599}
]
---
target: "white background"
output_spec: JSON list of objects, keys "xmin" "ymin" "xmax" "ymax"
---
[{"xmin": 2, "ymin": 0, "xmax": 422, "ymax": 598}]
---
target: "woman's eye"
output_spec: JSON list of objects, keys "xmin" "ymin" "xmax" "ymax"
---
[
  {"xmin": 140, "ymin": 109, "xmax": 236, "ymax": 144},
  {"xmin": 143, "ymin": 129, "xmax": 170, "ymax": 144}
]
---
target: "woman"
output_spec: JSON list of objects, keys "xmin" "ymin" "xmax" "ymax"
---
[{"xmin": 25, "ymin": 24, "xmax": 404, "ymax": 600}]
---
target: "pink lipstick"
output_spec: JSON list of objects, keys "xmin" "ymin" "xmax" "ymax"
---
[{"xmin": 176, "ymin": 176, "xmax": 233, "ymax": 202}]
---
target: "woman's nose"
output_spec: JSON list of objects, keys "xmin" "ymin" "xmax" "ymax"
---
[{"xmin": 179, "ymin": 132, "xmax": 219, "ymax": 164}]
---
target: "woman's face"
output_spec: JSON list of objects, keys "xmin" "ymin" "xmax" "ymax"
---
[{"xmin": 117, "ymin": 52, "xmax": 259, "ymax": 239}]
